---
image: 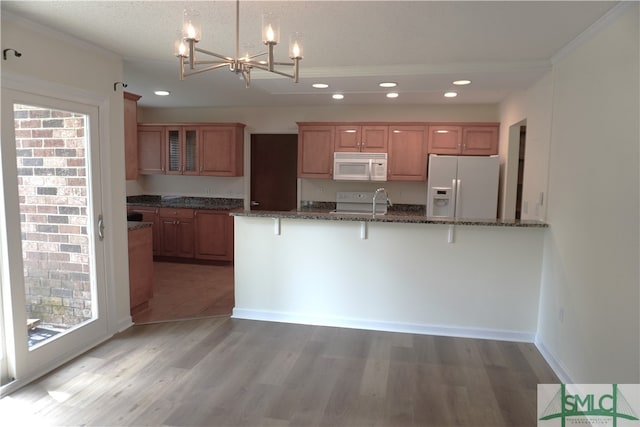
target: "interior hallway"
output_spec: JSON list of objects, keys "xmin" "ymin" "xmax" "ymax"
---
[{"xmin": 132, "ymin": 262, "xmax": 235, "ymax": 324}]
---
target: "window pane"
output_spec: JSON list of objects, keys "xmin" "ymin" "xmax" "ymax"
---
[{"xmin": 13, "ymin": 104, "xmax": 95, "ymax": 349}]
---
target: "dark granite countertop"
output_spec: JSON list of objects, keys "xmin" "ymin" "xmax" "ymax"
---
[
  {"xmin": 231, "ymin": 209, "xmax": 548, "ymax": 228},
  {"xmin": 127, "ymin": 195, "xmax": 244, "ymax": 210},
  {"xmin": 127, "ymin": 221, "xmax": 153, "ymax": 231}
]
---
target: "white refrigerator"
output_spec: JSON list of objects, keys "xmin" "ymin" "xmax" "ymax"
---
[{"xmin": 426, "ymin": 154, "xmax": 500, "ymax": 219}]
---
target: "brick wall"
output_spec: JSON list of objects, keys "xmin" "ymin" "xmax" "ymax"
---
[{"xmin": 14, "ymin": 104, "xmax": 92, "ymax": 329}]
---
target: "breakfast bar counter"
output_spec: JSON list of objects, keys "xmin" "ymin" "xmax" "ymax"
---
[
  {"xmin": 231, "ymin": 211, "xmax": 548, "ymax": 343},
  {"xmin": 231, "ymin": 209, "xmax": 548, "ymax": 228}
]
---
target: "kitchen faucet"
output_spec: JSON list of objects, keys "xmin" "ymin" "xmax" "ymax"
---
[{"xmin": 372, "ymin": 187, "xmax": 392, "ymax": 217}]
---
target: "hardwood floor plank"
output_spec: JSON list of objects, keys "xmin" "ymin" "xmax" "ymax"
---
[{"xmin": 3, "ymin": 318, "xmax": 559, "ymax": 426}]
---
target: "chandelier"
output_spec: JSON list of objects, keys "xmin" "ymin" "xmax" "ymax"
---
[{"xmin": 175, "ymin": 0, "xmax": 303, "ymax": 88}]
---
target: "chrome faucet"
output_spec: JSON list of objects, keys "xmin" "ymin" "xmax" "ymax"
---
[{"xmin": 372, "ymin": 187, "xmax": 392, "ymax": 217}]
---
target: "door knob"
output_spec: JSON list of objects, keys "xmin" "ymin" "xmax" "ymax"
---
[{"xmin": 250, "ymin": 201, "xmax": 260, "ymax": 206}]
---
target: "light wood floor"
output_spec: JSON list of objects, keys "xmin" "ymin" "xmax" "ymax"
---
[
  {"xmin": 132, "ymin": 262, "xmax": 235, "ymax": 324},
  {"xmin": 2, "ymin": 317, "xmax": 558, "ymax": 426}
]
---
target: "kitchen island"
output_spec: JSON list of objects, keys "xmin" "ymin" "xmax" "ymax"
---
[{"xmin": 231, "ymin": 209, "xmax": 547, "ymax": 342}]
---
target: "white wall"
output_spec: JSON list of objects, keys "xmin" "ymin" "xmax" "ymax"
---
[
  {"xmin": 137, "ymin": 104, "xmax": 499, "ymax": 204},
  {"xmin": 536, "ymin": 4, "xmax": 639, "ymax": 383},
  {"xmin": 1, "ymin": 15, "xmax": 131, "ymax": 333},
  {"xmin": 498, "ymin": 73, "xmax": 553, "ymax": 221}
]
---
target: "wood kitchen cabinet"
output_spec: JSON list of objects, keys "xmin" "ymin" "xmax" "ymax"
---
[
  {"xmin": 199, "ymin": 124, "xmax": 245, "ymax": 176},
  {"xmin": 335, "ymin": 124, "xmax": 388, "ymax": 152},
  {"xmin": 124, "ymin": 92, "xmax": 141, "ymax": 180},
  {"xmin": 462, "ymin": 126, "xmax": 499, "ymax": 155},
  {"xmin": 428, "ymin": 123, "xmax": 499, "ymax": 155},
  {"xmin": 195, "ymin": 210, "xmax": 234, "ymax": 261},
  {"xmin": 166, "ymin": 126, "xmax": 198, "ymax": 175},
  {"xmin": 297, "ymin": 124, "xmax": 335, "ymax": 178},
  {"xmin": 128, "ymin": 225, "xmax": 153, "ymax": 314},
  {"xmin": 127, "ymin": 205, "xmax": 161, "ymax": 255},
  {"xmin": 137, "ymin": 125, "xmax": 165, "ymax": 175},
  {"xmin": 158, "ymin": 208, "xmax": 195, "ymax": 258},
  {"xmin": 387, "ymin": 125, "xmax": 428, "ymax": 181},
  {"xmin": 427, "ymin": 125, "xmax": 463, "ymax": 155}
]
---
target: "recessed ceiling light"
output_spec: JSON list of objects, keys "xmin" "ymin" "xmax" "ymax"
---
[
  {"xmin": 332, "ymin": 94, "xmax": 344, "ymax": 100},
  {"xmin": 453, "ymin": 80, "xmax": 472, "ymax": 86},
  {"xmin": 444, "ymin": 91, "xmax": 458, "ymax": 98},
  {"xmin": 386, "ymin": 92, "xmax": 399, "ymax": 98},
  {"xmin": 154, "ymin": 90, "xmax": 171, "ymax": 96},
  {"xmin": 312, "ymin": 83, "xmax": 329, "ymax": 89},
  {"xmin": 379, "ymin": 82, "xmax": 397, "ymax": 88}
]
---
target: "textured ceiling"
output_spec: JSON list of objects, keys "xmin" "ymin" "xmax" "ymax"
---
[{"xmin": 1, "ymin": 1, "xmax": 619, "ymax": 108}]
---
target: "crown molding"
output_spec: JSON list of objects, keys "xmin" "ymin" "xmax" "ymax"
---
[{"xmin": 551, "ymin": 1, "xmax": 637, "ymax": 65}]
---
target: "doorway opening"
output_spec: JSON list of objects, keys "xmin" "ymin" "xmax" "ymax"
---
[
  {"xmin": 516, "ymin": 125, "xmax": 527, "ymax": 219},
  {"xmin": 250, "ymin": 134, "xmax": 298, "ymax": 211}
]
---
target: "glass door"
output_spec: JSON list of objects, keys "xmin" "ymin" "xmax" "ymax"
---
[{"xmin": 0, "ymin": 88, "xmax": 108, "ymax": 388}]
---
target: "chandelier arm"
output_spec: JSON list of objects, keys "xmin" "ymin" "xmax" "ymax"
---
[
  {"xmin": 183, "ymin": 63, "xmax": 231, "ymax": 77},
  {"xmin": 195, "ymin": 47, "xmax": 234, "ymax": 62},
  {"xmin": 262, "ymin": 68, "xmax": 296, "ymax": 79},
  {"xmin": 196, "ymin": 60, "xmax": 233, "ymax": 65},
  {"xmin": 245, "ymin": 51, "xmax": 268, "ymax": 60},
  {"xmin": 271, "ymin": 61, "xmax": 296, "ymax": 66},
  {"xmin": 246, "ymin": 63, "xmax": 270, "ymax": 72}
]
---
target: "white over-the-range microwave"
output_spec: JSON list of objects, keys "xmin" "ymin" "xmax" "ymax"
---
[{"xmin": 333, "ymin": 152, "xmax": 388, "ymax": 181}]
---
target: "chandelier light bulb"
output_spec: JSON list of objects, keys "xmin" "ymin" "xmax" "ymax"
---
[
  {"xmin": 289, "ymin": 33, "xmax": 303, "ymax": 59},
  {"xmin": 262, "ymin": 14, "xmax": 280, "ymax": 44},
  {"xmin": 182, "ymin": 9, "xmax": 201, "ymax": 41}
]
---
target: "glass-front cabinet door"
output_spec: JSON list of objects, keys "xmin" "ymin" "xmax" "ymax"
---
[
  {"xmin": 183, "ymin": 128, "xmax": 198, "ymax": 175},
  {"xmin": 166, "ymin": 127, "xmax": 198, "ymax": 175}
]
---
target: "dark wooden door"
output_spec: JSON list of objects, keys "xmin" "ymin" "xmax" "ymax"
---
[{"xmin": 251, "ymin": 134, "xmax": 298, "ymax": 211}]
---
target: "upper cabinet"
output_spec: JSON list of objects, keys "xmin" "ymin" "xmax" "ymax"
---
[
  {"xmin": 137, "ymin": 125, "xmax": 165, "ymax": 175},
  {"xmin": 462, "ymin": 126, "xmax": 499, "ymax": 155},
  {"xmin": 297, "ymin": 124, "xmax": 335, "ymax": 178},
  {"xmin": 335, "ymin": 125, "xmax": 388, "ymax": 152},
  {"xmin": 387, "ymin": 125, "xmax": 428, "ymax": 181},
  {"xmin": 297, "ymin": 121, "xmax": 497, "ymax": 182},
  {"xmin": 199, "ymin": 124, "xmax": 245, "ymax": 177},
  {"xmin": 137, "ymin": 123, "xmax": 245, "ymax": 177},
  {"xmin": 427, "ymin": 125, "xmax": 462, "ymax": 155},
  {"xmin": 123, "ymin": 92, "xmax": 141, "ymax": 180},
  {"xmin": 166, "ymin": 127, "xmax": 199, "ymax": 175},
  {"xmin": 428, "ymin": 123, "xmax": 499, "ymax": 156}
]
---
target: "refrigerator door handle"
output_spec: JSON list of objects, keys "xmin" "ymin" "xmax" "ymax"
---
[
  {"xmin": 451, "ymin": 178, "xmax": 457, "ymax": 218},
  {"xmin": 454, "ymin": 179, "xmax": 461, "ymax": 218}
]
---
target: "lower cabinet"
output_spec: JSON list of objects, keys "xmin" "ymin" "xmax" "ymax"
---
[
  {"xmin": 128, "ymin": 225, "xmax": 153, "ymax": 314},
  {"xmin": 128, "ymin": 205, "xmax": 234, "ymax": 262},
  {"xmin": 159, "ymin": 208, "xmax": 195, "ymax": 258},
  {"xmin": 127, "ymin": 206, "xmax": 160, "ymax": 254},
  {"xmin": 194, "ymin": 210, "xmax": 234, "ymax": 261}
]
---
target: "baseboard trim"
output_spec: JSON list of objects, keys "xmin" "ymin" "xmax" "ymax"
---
[
  {"xmin": 116, "ymin": 316, "xmax": 134, "ymax": 333},
  {"xmin": 534, "ymin": 336, "xmax": 573, "ymax": 384},
  {"xmin": 232, "ymin": 308, "xmax": 535, "ymax": 343}
]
